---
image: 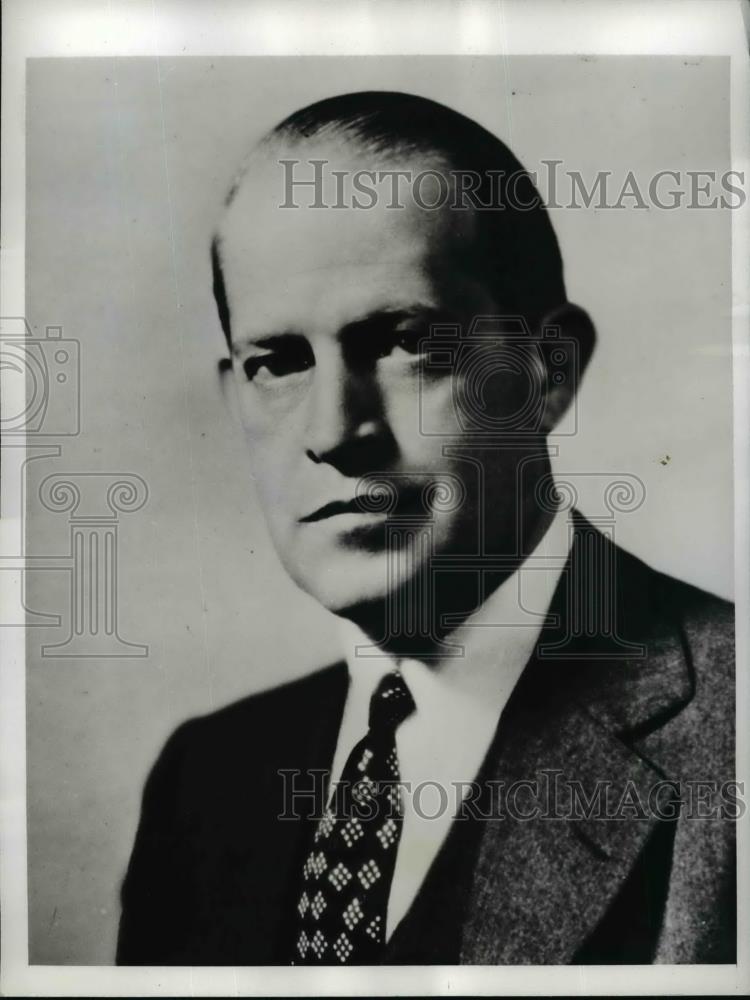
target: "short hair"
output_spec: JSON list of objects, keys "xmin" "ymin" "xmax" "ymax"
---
[{"xmin": 212, "ymin": 90, "xmax": 566, "ymax": 346}]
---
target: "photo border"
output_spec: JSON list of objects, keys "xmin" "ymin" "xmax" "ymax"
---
[{"xmin": 1, "ymin": 0, "xmax": 748, "ymax": 995}]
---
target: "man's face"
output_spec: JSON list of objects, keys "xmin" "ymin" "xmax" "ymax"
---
[{"xmin": 218, "ymin": 142, "xmax": 546, "ymax": 617}]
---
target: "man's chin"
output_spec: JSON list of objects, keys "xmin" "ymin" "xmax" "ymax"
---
[
  {"xmin": 288, "ymin": 547, "xmax": 404, "ymax": 619},
  {"xmin": 298, "ymin": 574, "xmax": 391, "ymax": 619}
]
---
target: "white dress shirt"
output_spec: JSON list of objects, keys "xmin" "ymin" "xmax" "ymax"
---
[{"xmin": 330, "ymin": 508, "xmax": 572, "ymax": 940}]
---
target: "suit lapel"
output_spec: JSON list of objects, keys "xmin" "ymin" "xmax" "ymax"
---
[
  {"xmin": 459, "ymin": 688, "xmax": 668, "ymax": 963},
  {"xmin": 460, "ymin": 517, "xmax": 694, "ymax": 964},
  {"xmin": 247, "ymin": 662, "xmax": 349, "ymax": 961}
]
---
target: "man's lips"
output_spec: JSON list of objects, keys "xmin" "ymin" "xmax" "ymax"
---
[
  {"xmin": 299, "ymin": 498, "xmax": 365, "ymax": 523},
  {"xmin": 299, "ymin": 487, "xmax": 426, "ymax": 524}
]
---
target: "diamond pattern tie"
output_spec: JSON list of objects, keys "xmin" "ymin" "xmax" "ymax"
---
[{"xmin": 291, "ymin": 669, "xmax": 416, "ymax": 964}]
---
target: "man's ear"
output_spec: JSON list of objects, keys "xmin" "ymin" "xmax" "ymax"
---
[
  {"xmin": 538, "ymin": 301, "xmax": 596, "ymax": 433},
  {"xmin": 218, "ymin": 356, "xmax": 243, "ymax": 429}
]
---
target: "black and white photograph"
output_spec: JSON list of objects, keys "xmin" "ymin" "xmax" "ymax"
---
[{"xmin": 1, "ymin": 1, "xmax": 748, "ymax": 995}]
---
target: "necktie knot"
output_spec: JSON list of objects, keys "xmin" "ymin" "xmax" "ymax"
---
[{"xmin": 368, "ymin": 670, "xmax": 415, "ymax": 732}]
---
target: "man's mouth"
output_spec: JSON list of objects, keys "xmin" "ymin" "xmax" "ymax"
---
[
  {"xmin": 299, "ymin": 498, "xmax": 364, "ymax": 523},
  {"xmin": 299, "ymin": 487, "xmax": 427, "ymax": 524}
]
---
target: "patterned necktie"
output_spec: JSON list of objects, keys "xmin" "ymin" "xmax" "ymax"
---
[{"xmin": 292, "ymin": 669, "xmax": 416, "ymax": 964}]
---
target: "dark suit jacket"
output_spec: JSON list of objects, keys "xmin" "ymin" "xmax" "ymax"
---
[{"xmin": 117, "ymin": 518, "xmax": 736, "ymax": 965}]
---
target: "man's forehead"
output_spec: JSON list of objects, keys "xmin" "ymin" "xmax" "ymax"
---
[
  {"xmin": 216, "ymin": 139, "xmax": 475, "ymax": 279},
  {"xmin": 226, "ymin": 133, "xmax": 454, "ymax": 208}
]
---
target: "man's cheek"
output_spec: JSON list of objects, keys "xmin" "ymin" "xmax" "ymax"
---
[
  {"xmin": 387, "ymin": 379, "xmax": 459, "ymax": 458},
  {"xmin": 248, "ymin": 451, "xmax": 294, "ymax": 523}
]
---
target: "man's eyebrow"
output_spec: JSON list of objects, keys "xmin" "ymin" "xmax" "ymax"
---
[
  {"xmin": 340, "ymin": 306, "xmax": 448, "ymax": 336},
  {"xmin": 231, "ymin": 307, "xmax": 449, "ymax": 355},
  {"xmin": 231, "ymin": 332, "xmax": 304, "ymax": 356}
]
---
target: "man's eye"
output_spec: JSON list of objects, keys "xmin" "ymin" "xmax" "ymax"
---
[
  {"xmin": 394, "ymin": 329, "xmax": 427, "ymax": 355},
  {"xmin": 376, "ymin": 328, "xmax": 428, "ymax": 360},
  {"xmin": 242, "ymin": 349, "xmax": 313, "ymax": 383}
]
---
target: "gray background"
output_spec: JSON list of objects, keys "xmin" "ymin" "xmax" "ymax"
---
[{"xmin": 25, "ymin": 55, "xmax": 733, "ymax": 963}]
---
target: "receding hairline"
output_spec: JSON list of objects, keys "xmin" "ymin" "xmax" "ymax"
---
[
  {"xmin": 211, "ymin": 90, "xmax": 567, "ymax": 345},
  {"xmin": 221, "ymin": 126, "xmax": 457, "ymax": 215},
  {"xmin": 221, "ymin": 89, "xmax": 535, "ymax": 211}
]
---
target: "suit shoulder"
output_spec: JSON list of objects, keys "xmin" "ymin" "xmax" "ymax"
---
[
  {"xmin": 623, "ymin": 555, "xmax": 735, "ymax": 725},
  {"xmin": 647, "ymin": 563, "xmax": 734, "ymax": 661},
  {"xmin": 614, "ymin": 543, "xmax": 734, "ymax": 643},
  {"xmin": 162, "ymin": 659, "xmax": 347, "ymax": 753},
  {"xmin": 649, "ymin": 563, "xmax": 733, "ymax": 624},
  {"xmin": 628, "ymin": 561, "xmax": 736, "ymax": 786}
]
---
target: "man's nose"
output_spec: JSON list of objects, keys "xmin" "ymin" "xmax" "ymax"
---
[{"xmin": 304, "ymin": 351, "xmax": 393, "ymax": 472}]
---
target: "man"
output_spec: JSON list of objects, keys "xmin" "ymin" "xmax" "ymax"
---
[{"xmin": 117, "ymin": 92, "xmax": 736, "ymax": 965}]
